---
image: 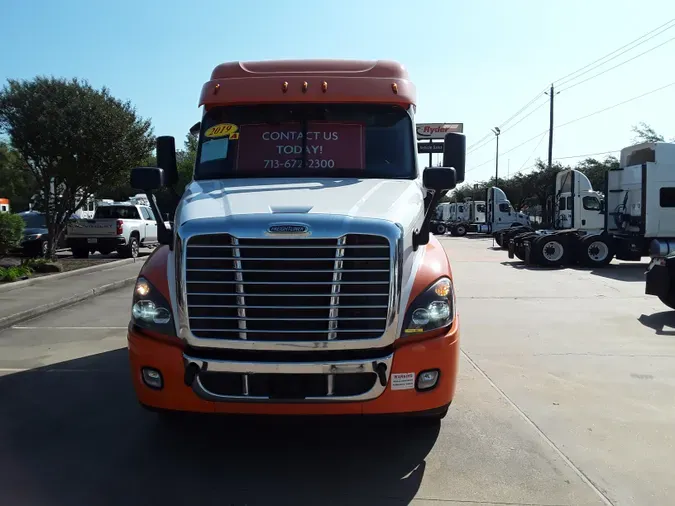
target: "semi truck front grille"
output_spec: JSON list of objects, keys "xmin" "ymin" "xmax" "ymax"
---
[{"xmin": 184, "ymin": 234, "xmax": 391, "ymax": 341}]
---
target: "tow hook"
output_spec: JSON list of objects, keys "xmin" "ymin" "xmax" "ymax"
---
[
  {"xmin": 373, "ymin": 361, "xmax": 388, "ymax": 387},
  {"xmin": 184, "ymin": 362, "xmax": 200, "ymax": 387}
]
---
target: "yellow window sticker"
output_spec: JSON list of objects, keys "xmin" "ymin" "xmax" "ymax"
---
[{"xmin": 204, "ymin": 123, "xmax": 239, "ymax": 139}]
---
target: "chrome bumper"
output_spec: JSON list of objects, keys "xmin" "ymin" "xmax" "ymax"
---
[{"xmin": 183, "ymin": 352, "xmax": 394, "ymax": 403}]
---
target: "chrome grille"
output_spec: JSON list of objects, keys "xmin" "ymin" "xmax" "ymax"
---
[{"xmin": 185, "ymin": 234, "xmax": 391, "ymax": 341}]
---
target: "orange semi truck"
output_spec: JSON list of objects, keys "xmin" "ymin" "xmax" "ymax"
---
[{"xmin": 127, "ymin": 59, "xmax": 465, "ymax": 422}]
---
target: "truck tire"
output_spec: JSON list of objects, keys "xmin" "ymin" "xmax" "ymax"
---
[
  {"xmin": 118, "ymin": 235, "xmax": 139, "ymax": 259},
  {"xmin": 532, "ymin": 235, "xmax": 567, "ymax": 267},
  {"xmin": 433, "ymin": 223, "xmax": 446, "ymax": 235},
  {"xmin": 454, "ymin": 224, "xmax": 467, "ymax": 237},
  {"xmin": 494, "ymin": 233, "xmax": 503, "ymax": 248},
  {"xmin": 72, "ymin": 247, "xmax": 89, "ymax": 259},
  {"xmin": 578, "ymin": 235, "xmax": 613, "ymax": 267}
]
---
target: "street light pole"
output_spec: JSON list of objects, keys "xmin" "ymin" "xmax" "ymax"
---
[{"xmin": 491, "ymin": 127, "xmax": 501, "ymax": 185}]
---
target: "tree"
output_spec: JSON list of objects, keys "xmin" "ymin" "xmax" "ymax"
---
[
  {"xmin": 575, "ymin": 156, "xmax": 619, "ymax": 191},
  {"xmin": 0, "ymin": 77, "xmax": 154, "ymax": 257},
  {"xmin": 0, "ymin": 141, "xmax": 36, "ymax": 212},
  {"xmin": 632, "ymin": 122, "xmax": 665, "ymax": 143}
]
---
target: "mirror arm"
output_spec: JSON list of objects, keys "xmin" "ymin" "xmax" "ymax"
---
[
  {"xmin": 413, "ymin": 188, "xmax": 446, "ymax": 251},
  {"xmin": 146, "ymin": 189, "xmax": 173, "ymax": 250}
]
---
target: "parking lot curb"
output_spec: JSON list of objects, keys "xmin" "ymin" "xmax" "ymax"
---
[
  {"xmin": 0, "ymin": 276, "xmax": 137, "ymax": 331},
  {"xmin": 1, "ymin": 257, "xmax": 141, "ymax": 293}
]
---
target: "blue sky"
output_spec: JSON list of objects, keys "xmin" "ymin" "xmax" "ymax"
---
[{"xmin": 2, "ymin": 0, "xmax": 674, "ymax": 186}]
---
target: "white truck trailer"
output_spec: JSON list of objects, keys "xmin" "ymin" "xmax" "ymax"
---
[
  {"xmin": 431, "ymin": 200, "xmax": 471, "ymax": 235},
  {"xmin": 508, "ymin": 141, "xmax": 675, "ymax": 268}
]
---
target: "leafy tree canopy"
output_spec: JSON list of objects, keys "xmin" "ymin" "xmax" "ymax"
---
[{"xmin": 0, "ymin": 76, "xmax": 154, "ymax": 256}]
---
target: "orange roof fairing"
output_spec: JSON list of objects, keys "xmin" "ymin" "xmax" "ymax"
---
[{"xmin": 199, "ymin": 59, "xmax": 416, "ymax": 108}]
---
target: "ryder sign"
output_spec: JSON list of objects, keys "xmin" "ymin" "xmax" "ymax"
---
[{"xmin": 416, "ymin": 123, "xmax": 464, "ymax": 140}]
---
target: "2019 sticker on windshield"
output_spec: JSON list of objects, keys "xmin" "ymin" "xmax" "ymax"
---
[{"xmin": 204, "ymin": 123, "xmax": 239, "ymax": 139}]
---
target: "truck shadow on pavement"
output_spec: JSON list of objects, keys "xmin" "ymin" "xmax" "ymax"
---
[
  {"xmin": 638, "ymin": 311, "xmax": 675, "ymax": 336},
  {"xmin": 500, "ymin": 260, "xmax": 649, "ymax": 282},
  {"xmin": 0, "ymin": 349, "xmax": 439, "ymax": 506}
]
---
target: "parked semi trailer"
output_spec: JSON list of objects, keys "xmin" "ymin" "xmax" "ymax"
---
[
  {"xmin": 447, "ymin": 199, "xmax": 486, "ymax": 236},
  {"xmin": 437, "ymin": 187, "xmax": 530, "ymax": 239},
  {"xmin": 508, "ymin": 141, "xmax": 675, "ymax": 268},
  {"xmin": 430, "ymin": 200, "xmax": 471, "ymax": 235},
  {"xmin": 126, "ymin": 59, "xmax": 466, "ymax": 423}
]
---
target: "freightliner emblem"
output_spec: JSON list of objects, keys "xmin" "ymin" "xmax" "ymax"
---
[{"xmin": 267, "ymin": 224, "xmax": 310, "ymax": 234}]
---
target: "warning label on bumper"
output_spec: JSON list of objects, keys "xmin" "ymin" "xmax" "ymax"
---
[{"xmin": 391, "ymin": 372, "xmax": 415, "ymax": 391}]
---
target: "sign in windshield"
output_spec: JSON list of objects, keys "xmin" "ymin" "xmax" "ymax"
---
[
  {"xmin": 195, "ymin": 104, "xmax": 415, "ymax": 180},
  {"xmin": 235, "ymin": 122, "xmax": 364, "ymax": 171}
]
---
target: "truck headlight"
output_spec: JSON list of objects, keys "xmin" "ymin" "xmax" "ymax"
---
[
  {"xmin": 401, "ymin": 277, "xmax": 455, "ymax": 336},
  {"xmin": 131, "ymin": 276, "xmax": 175, "ymax": 335}
]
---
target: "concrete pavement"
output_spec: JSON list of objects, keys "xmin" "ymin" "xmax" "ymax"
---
[
  {"xmin": 446, "ymin": 235, "xmax": 675, "ymax": 506},
  {"xmin": 0, "ymin": 259, "xmax": 144, "ymax": 330},
  {"xmin": 0, "ymin": 236, "xmax": 673, "ymax": 505},
  {"xmin": 0, "ymin": 288, "xmax": 604, "ymax": 506}
]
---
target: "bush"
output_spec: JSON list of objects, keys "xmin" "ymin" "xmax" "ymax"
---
[
  {"xmin": 22, "ymin": 258, "xmax": 63, "ymax": 273},
  {"xmin": 0, "ymin": 213, "xmax": 25, "ymax": 256},
  {"xmin": 0, "ymin": 265, "xmax": 32, "ymax": 282}
]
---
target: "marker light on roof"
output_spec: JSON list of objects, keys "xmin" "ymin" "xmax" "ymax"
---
[
  {"xmin": 282, "ymin": 81, "xmax": 288, "ymax": 93},
  {"xmin": 392, "ymin": 83, "xmax": 398, "ymax": 94},
  {"xmin": 322, "ymin": 81, "xmax": 328, "ymax": 93},
  {"xmin": 214, "ymin": 83, "xmax": 220, "ymax": 95},
  {"xmin": 302, "ymin": 81, "xmax": 308, "ymax": 93}
]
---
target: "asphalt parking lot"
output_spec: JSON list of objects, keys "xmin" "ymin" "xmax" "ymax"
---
[{"xmin": 0, "ymin": 236, "xmax": 673, "ymax": 506}]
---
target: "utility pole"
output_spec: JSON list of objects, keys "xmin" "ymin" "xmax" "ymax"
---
[
  {"xmin": 545, "ymin": 83, "xmax": 559, "ymax": 170},
  {"xmin": 492, "ymin": 127, "xmax": 500, "ymax": 184}
]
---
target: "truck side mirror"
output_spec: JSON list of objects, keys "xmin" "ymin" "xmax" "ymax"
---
[
  {"xmin": 130, "ymin": 167, "xmax": 166, "ymax": 191},
  {"xmin": 157, "ymin": 136, "xmax": 178, "ymax": 187},
  {"xmin": 423, "ymin": 167, "xmax": 457, "ymax": 192},
  {"xmin": 189, "ymin": 122, "xmax": 201, "ymax": 138},
  {"xmin": 442, "ymin": 132, "xmax": 466, "ymax": 184}
]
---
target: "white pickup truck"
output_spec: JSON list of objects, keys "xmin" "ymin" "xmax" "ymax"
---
[{"xmin": 66, "ymin": 202, "xmax": 160, "ymax": 258}]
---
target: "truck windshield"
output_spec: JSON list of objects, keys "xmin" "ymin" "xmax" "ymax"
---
[{"xmin": 195, "ymin": 104, "xmax": 416, "ymax": 180}]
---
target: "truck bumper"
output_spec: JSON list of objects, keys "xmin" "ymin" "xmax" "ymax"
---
[
  {"xmin": 127, "ymin": 320, "xmax": 460, "ymax": 416},
  {"xmin": 68, "ymin": 237, "xmax": 126, "ymax": 249},
  {"xmin": 645, "ymin": 258, "xmax": 670, "ymax": 297}
]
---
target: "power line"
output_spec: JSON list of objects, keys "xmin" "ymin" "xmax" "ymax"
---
[
  {"xmin": 554, "ymin": 150, "xmax": 619, "ymax": 160},
  {"xmin": 466, "ymin": 132, "xmax": 493, "ymax": 152},
  {"xmin": 466, "ymin": 129, "xmax": 549, "ymax": 173},
  {"xmin": 558, "ymin": 35, "xmax": 675, "ymax": 93},
  {"xmin": 500, "ymin": 100, "xmax": 548, "ymax": 135},
  {"xmin": 516, "ymin": 132, "xmax": 548, "ymax": 172},
  {"xmin": 553, "ymin": 18, "xmax": 675, "ymax": 86},
  {"xmin": 556, "ymin": 80, "xmax": 675, "ymax": 128},
  {"xmin": 466, "ymin": 88, "xmax": 547, "ymax": 154},
  {"xmin": 497, "ymin": 88, "xmax": 548, "ymax": 129},
  {"xmin": 468, "ymin": 79, "xmax": 675, "ymax": 173}
]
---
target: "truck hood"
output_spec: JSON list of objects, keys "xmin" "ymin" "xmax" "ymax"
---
[{"xmin": 177, "ymin": 178, "xmax": 425, "ymax": 230}]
